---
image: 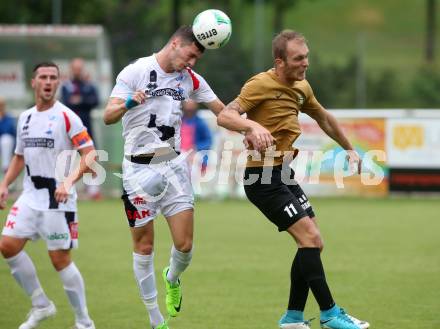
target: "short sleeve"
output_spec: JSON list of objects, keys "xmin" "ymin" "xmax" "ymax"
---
[
  {"xmin": 188, "ymin": 72, "xmax": 217, "ymax": 104},
  {"xmin": 63, "ymin": 111, "xmax": 94, "ymax": 150},
  {"xmin": 110, "ymin": 61, "xmax": 141, "ymax": 100},
  {"xmin": 235, "ymin": 76, "xmax": 267, "ymax": 113},
  {"xmin": 14, "ymin": 114, "xmax": 24, "ymax": 155}
]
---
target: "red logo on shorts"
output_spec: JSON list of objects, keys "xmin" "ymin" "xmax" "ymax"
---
[
  {"xmin": 133, "ymin": 196, "xmax": 146, "ymax": 205},
  {"xmin": 126, "ymin": 209, "xmax": 150, "ymax": 220},
  {"xmin": 69, "ymin": 222, "xmax": 78, "ymax": 239},
  {"xmin": 10, "ymin": 206, "xmax": 18, "ymax": 216},
  {"xmin": 5, "ymin": 220, "xmax": 15, "ymax": 229}
]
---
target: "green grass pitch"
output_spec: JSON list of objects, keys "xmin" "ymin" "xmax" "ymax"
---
[{"xmin": 1, "ymin": 197, "xmax": 439, "ymax": 328}]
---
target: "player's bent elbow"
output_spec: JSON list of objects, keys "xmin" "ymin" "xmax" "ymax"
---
[
  {"xmin": 217, "ymin": 110, "xmax": 230, "ymax": 128},
  {"xmin": 103, "ymin": 114, "xmax": 115, "ymax": 125}
]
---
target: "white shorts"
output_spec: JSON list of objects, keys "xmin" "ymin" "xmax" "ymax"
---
[
  {"xmin": 121, "ymin": 155, "xmax": 194, "ymax": 228},
  {"xmin": 2, "ymin": 196, "xmax": 79, "ymax": 250}
]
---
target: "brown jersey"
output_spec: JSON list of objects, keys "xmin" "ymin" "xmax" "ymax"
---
[{"xmin": 235, "ymin": 69, "xmax": 324, "ymax": 167}]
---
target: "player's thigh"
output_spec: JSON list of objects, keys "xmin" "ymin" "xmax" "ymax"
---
[
  {"xmin": 160, "ymin": 158, "xmax": 194, "ymax": 218},
  {"xmin": 284, "ymin": 170, "xmax": 316, "ymax": 219},
  {"xmin": 121, "ymin": 160, "xmax": 162, "ymax": 228},
  {"xmin": 40, "ymin": 211, "xmax": 78, "ymax": 251},
  {"xmin": 1, "ymin": 196, "xmax": 40, "ymax": 242},
  {"xmin": 244, "ymin": 167, "xmax": 308, "ymax": 232},
  {"xmin": 161, "ymin": 159, "xmax": 194, "ymax": 251},
  {"xmin": 130, "ymin": 220, "xmax": 155, "ymax": 255}
]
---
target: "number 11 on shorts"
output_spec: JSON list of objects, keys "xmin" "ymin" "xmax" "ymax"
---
[{"xmin": 284, "ymin": 203, "xmax": 298, "ymax": 218}]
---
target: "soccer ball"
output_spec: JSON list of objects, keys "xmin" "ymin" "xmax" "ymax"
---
[{"xmin": 192, "ymin": 9, "xmax": 232, "ymax": 49}]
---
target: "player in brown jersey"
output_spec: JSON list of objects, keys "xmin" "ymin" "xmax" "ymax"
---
[{"xmin": 217, "ymin": 30, "xmax": 369, "ymax": 329}]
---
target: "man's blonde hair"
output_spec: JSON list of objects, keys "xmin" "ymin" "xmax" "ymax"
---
[{"xmin": 272, "ymin": 30, "xmax": 306, "ymax": 61}]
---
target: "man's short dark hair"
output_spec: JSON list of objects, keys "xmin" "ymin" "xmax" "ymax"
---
[
  {"xmin": 32, "ymin": 62, "xmax": 60, "ymax": 77},
  {"xmin": 272, "ymin": 30, "xmax": 306, "ymax": 61},
  {"xmin": 171, "ymin": 25, "xmax": 205, "ymax": 53}
]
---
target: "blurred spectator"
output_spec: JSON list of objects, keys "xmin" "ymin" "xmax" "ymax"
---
[
  {"xmin": 181, "ymin": 99, "xmax": 212, "ymax": 173},
  {"xmin": 61, "ymin": 58, "xmax": 101, "ymax": 199},
  {"xmin": 61, "ymin": 58, "xmax": 99, "ymax": 140},
  {"xmin": 0, "ymin": 97, "xmax": 16, "ymax": 174}
]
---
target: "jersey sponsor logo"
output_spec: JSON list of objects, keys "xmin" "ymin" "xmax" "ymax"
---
[
  {"xmin": 23, "ymin": 138, "xmax": 55, "ymax": 148},
  {"xmin": 125, "ymin": 209, "xmax": 151, "ymax": 220},
  {"xmin": 47, "ymin": 232, "xmax": 69, "ymax": 240},
  {"xmin": 5, "ymin": 220, "xmax": 15, "ymax": 229},
  {"xmin": 133, "ymin": 196, "xmax": 147, "ymax": 205},
  {"xmin": 72, "ymin": 130, "xmax": 92, "ymax": 148},
  {"xmin": 148, "ymin": 88, "xmax": 185, "ymax": 100}
]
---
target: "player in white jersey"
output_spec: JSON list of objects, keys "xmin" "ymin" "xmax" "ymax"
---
[
  {"xmin": 0, "ymin": 62, "xmax": 96, "ymax": 329},
  {"xmin": 104, "ymin": 26, "xmax": 225, "ymax": 329}
]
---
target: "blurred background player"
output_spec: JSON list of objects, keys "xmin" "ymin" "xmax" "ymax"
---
[
  {"xmin": 103, "ymin": 26, "xmax": 225, "ymax": 329},
  {"xmin": 181, "ymin": 99, "xmax": 212, "ymax": 174},
  {"xmin": 0, "ymin": 96, "xmax": 16, "ymax": 175},
  {"xmin": 0, "ymin": 62, "xmax": 96, "ymax": 329},
  {"xmin": 217, "ymin": 30, "xmax": 369, "ymax": 329},
  {"xmin": 61, "ymin": 57, "xmax": 101, "ymax": 199}
]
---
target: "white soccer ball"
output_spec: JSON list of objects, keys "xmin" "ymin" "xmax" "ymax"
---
[{"xmin": 192, "ymin": 9, "xmax": 232, "ymax": 49}]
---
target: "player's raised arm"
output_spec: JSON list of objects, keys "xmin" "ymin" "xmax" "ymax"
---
[
  {"xmin": 203, "ymin": 98, "xmax": 224, "ymax": 116},
  {"xmin": 103, "ymin": 90, "xmax": 148, "ymax": 125},
  {"xmin": 302, "ymin": 106, "xmax": 362, "ymax": 174}
]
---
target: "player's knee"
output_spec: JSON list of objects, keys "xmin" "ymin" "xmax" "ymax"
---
[
  {"xmin": 133, "ymin": 243, "xmax": 154, "ymax": 255},
  {"xmin": 174, "ymin": 240, "xmax": 193, "ymax": 253},
  {"xmin": 0, "ymin": 238, "xmax": 20, "ymax": 258},
  {"xmin": 303, "ymin": 228, "xmax": 322, "ymax": 248},
  {"xmin": 0, "ymin": 239, "xmax": 10, "ymax": 258},
  {"xmin": 49, "ymin": 252, "xmax": 71, "ymax": 271}
]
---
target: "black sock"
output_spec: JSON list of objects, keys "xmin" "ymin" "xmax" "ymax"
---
[
  {"xmin": 297, "ymin": 247, "xmax": 335, "ymax": 310},
  {"xmin": 288, "ymin": 251, "xmax": 309, "ymax": 311}
]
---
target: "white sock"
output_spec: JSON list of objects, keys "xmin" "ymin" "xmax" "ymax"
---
[
  {"xmin": 6, "ymin": 251, "xmax": 50, "ymax": 308},
  {"xmin": 58, "ymin": 262, "xmax": 92, "ymax": 325},
  {"xmin": 133, "ymin": 252, "xmax": 164, "ymax": 327},
  {"xmin": 166, "ymin": 245, "xmax": 193, "ymax": 284}
]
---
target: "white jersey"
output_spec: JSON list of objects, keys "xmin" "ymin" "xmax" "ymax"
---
[
  {"xmin": 15, "ymin": 101, "xmax": 93, "ymax": 211},
  {"xmin": 110, "ymin": 55, "xmax": 217, "ymax": 155}
]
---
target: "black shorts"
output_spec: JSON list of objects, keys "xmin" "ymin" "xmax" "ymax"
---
[{"xmin": 243, "ymin": 165, "xmax": 315, "ymax": 232}]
